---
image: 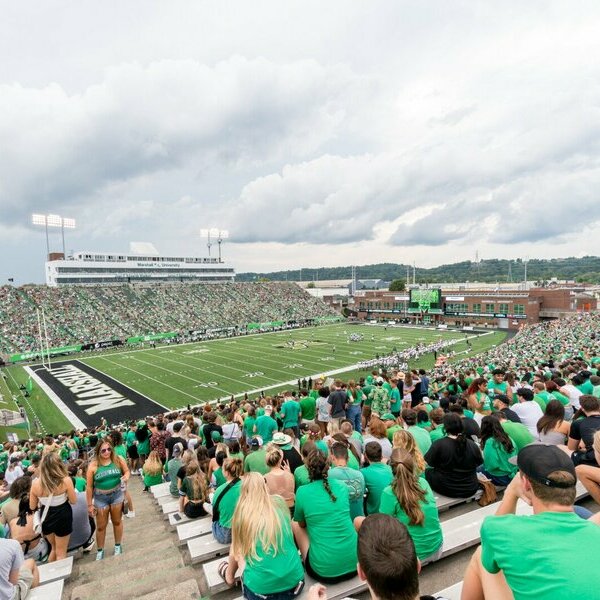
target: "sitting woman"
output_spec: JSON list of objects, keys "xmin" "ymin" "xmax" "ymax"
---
[
  {"xmin": 210, "ymin": 451, "xmax": 228, "ymax": 489},
  {"xmin": 373, "ymin": 449, "xmax": 443, "ymax": 565},
  {"xmin": 537, "ymin": 400, "xmax": 570, "ymax": 445},
  {"xmin": 218, "ymin": 472, "xmax": 304, "ymax": 599},
  {"xmin": 478, "ymin": 415, "xmax": 518, "ymax": 487},
  {"xmin": 209, "ymin": 457, "xmax": 243, "ymax": 544},
  {"xmin": 362, "ymin": 418, "xmax": 393, "ymax": 460},
  {"xmin": 264, "ymin": 444, "xmax": 295, "ymax": 512},
  {"xmin": 466, "ymin": 378, "xmax": 492, "ymax": 422},
  {"xmin": 179, "ymin": 461, "xmax": 209, "ymax": 519},
  {"xmin": 424, "ymin": 413, "xmax": 483, "ymax": 498},
  {"xmin": 142, "ymin": 451, "xmax": 164, "ymax": 491},
  {"xmin": 392, "ymin": 429, "xmax": 427, "ymax": 475},
  {"xmin": 9, "ymin": 483, "xmax": 50, "ymax": 562},
  {"xmin": 292, "ymin": 450, "xmax": 357, "ymax": 583},
  {"xmin": 208, "ymin": 443, "xmax": 230, "ymax": 483}
]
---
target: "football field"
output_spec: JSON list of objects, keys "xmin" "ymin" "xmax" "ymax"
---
[{"xmin": 3, "ymin": 324, "xmax": 506, "ymax": 435}]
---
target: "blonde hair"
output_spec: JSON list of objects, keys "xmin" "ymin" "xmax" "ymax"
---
[
  {"xmin": 265, "ymin": 444, "xmax": 283, "ymax": 468},
  {"xmin": 39, "ymin": 452, "xmax": 67, "ymax": 494},
  {"xmin": 215, "ymin": 442, "xmax": 230, "ymax": 458},
  {"xmin": 389, "ymin": 449, "xmax": 426, "ymax": 526},
  {"xmin": 223, "ymin": 457, "xmax": 244, "ymax": 479},
  {"xmin": 143, "ymin": 451, "xmax": 163, "ymax": 476},
  {"xmin": 185, "ymin": 461, "xmax": 208, "ymax": 501},
  {"xmin": 392, "ymin": 429, "xmax": 426, "ymax": 474},
  {"xmin": 231, "ymin": 472, "xmax": 286, "ymax": 562}
]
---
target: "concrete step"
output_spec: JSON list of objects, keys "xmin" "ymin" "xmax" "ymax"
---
[
  {"xmin": 135, "ymin": 578, "xmax": 202, "ymax": 600},
  {"xmin": 76, "ymin": 539, "xmax": 178, "ymax": 579},
  {"xmin": 71, "ymin": 557, "xmax": 190, "ymax": 600}
]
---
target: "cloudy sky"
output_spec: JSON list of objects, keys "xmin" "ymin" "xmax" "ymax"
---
[{"xmin": 2, "ymin": 1, "xmax": 600, "ymax": 284}]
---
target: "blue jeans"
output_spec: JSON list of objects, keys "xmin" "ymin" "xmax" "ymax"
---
[
  {"xmin": 346, "ymin": 404, "xmax": 362, "ymax": 433},
  {"xmin": 242, "ymin": 580, "xmax": 304, "ymax": 600},
  {"xmin": 477, "ymin": 467, "xmax": 512, "ymax": 487},
  {"xmin": 574, "ymin": 505, "xmax": 593, "ymax": 520}
]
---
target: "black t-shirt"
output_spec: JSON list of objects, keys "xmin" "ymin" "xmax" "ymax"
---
[
  {"xmin": 501, "ymin": 407, "xmax": 522, "ymax": 423},
  {"xmin": 202, "ymin": 424, "xmax": 223, "ymax": 450},
  {"xmin": 424, "ymin": 436, "xmax": 483, "ymax": 498},
  {"xmin": 569, "ymin": 415, "xmax": 600, "ymax": 451},
  {"xmin": 165, "ymin": 436, "xmax": 187, "ymax": 458},
  {"xmin": 328, "ymin": 390, "xmax": 347, "ymax": 418},
  {"xmin": 282, "ymin": 447, "xmax": 303, "ymax": 473}
]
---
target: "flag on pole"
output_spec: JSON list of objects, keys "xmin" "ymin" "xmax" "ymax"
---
[{"xmin": 26, "ymin": 377, "xmax": 33, "ymax": 393}]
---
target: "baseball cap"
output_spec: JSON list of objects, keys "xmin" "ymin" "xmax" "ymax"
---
[
  {"xmin": 250, "ymin": 436, "xmax": 263, "ymax": 448},
  {"xmin": 172, "ymin": 443, "xmax": 183, "ymax": 457},
  {"xmin": 494, "ymin": 394, "xmax": 510, "ymax": 405},
  {"xmin": 509, "ymin": 444, "xmax": 576, "ymax": 488},
  {"xmin": 381, "ymin": 413, "xmax": 396, "ymax": 421},
  {"xmin": 264, "ymin": 405, "xmax": 273, "ymax": 413},
  {"xmin": 211, "ymin": 431, "xmax": 222, "ymax": 442}
]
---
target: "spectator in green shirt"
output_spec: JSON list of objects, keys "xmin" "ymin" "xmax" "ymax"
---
[
  {"xmin": 478, "ymin": 416, "xmax": 518, "ymax": 486},
  {"xmin": 254, "ymin": 406, "xmax": 278, "ymax": 444},
  {"xmin": 360, "ymin": 442, "xmax": 393, "ymax": 515}
]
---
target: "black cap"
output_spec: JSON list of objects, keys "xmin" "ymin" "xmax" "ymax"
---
[
  {"xmin": 509, "ymin": 444, "xmax": 576, "ymax": 488},
  {"xmin": 494, "ymin": 394, "xmax": 510, "ymax": 405}
]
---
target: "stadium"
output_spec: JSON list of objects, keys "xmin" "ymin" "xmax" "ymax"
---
[{"xmin": 3, "ymin": 4, "xmax": 600, "ymax": 600}]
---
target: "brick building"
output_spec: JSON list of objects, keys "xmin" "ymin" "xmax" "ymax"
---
[{"xmin": 353, "ymin": 287, "xmax": 596, "ymax": 330}]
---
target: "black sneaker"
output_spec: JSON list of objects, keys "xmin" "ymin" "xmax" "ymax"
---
[{"xmin": 83, "ymin": 536, "xmax": 96, "ymax": 553}]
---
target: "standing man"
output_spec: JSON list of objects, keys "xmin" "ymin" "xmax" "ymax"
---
[
  {"xmin": 254, "ymin": 405, "xmax": 278, "ymax": 444},
  {"xmin": 328, "ymin": 381, "xmax": 348, "ymax": 431},
  {"xmin": 280, "ymin": 393, "xmax": 302, "ymax": 439}
]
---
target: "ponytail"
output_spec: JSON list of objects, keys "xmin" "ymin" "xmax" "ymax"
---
[
  {"xmin": 306, "ymin": 450, "xmax": 336, "ymax": 502},
  {"xmin": 389, "ymin": 449, "xmax": 425, "ymax": 526}
]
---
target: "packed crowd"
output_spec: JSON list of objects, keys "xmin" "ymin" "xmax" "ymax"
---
[
  {"xmin": 0, "ymin": 282, "xmax": 338, "ymax": 355},
  {"xmin": 2, "ymin": 313, "xmax": 600, "ymax": 600}
]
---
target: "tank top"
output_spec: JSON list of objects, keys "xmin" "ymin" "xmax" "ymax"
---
[{"xmin": 94, "ymin": 462, "xmax": 122, "ymax": 490}]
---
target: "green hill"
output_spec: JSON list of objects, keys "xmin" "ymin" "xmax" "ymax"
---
[{"xmin": 236, "ymin": 256, "xmax": 600, "ymax": 284}]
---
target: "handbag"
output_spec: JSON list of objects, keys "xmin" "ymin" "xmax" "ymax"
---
[
  {"xmin": 211, "ymin": 478, "xmax": 240, "ymax": 523},
  {"xmin": 33, "ymin": 494, "xmax": 53, "ymax": 535}
]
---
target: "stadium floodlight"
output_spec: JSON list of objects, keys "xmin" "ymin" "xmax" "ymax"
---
[
  {"xmin": 217, "ymin": 230, "xmax": 229, "ymax": 263},
  {"xmin": 31, "ymin": 213, "xmax": 76, "ymax": 258}
]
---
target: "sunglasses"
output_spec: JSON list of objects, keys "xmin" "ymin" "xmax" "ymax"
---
[{"xmin": 100, "ymin": 448, "xmax": 111, "ymax": 454}]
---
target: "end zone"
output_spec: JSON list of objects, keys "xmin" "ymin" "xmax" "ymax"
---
[{"xmin": 26, "ymin": 360, "xmax": 167, "ymax": 429}]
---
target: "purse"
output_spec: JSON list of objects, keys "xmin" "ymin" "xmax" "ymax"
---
[{"xmin": 33, "ymin": 494, "xmax": 53, "ymax": 535}]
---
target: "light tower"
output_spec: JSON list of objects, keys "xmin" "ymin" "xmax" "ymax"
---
[
  {"xmin": 217, "ymin": 230, "xmax": 229, "ymax": 263},
  {"xmin": 32, "ymin": 214, "xmax": 76, "ymax": 258}
]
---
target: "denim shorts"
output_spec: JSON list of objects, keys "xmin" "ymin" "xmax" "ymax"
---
[
  {"xmin": 212, "ymin": 521, "xmax": 232, "ymax": 544},
  {"xmin": 93, "ymin": 487, "xmax": 124, "ymax": 509},
  {"xmin": 242, "ymin": 579, "xmax": 304, "ymax": 600}
]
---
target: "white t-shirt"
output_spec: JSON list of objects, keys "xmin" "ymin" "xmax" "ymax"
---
[
  {"xmin": 513, "ymin": 401, "xmax": 544, "ymax": 436},
  {"xmin": 4, "ymin": 465, "xmax": 24, "ymax": 486},
  {"xmin": 0, "ymin": 538, "xmax": 24, "ymax": 600},
  {"xmin": 561, "ymin": 385, "xmax": 583, "ymax": 409}
]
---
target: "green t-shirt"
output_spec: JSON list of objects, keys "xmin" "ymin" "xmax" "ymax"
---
[
  {"xmin": 74, "ymin": 476, "xmax": 86, "ymax": 492},
  {"xmin": 299, "ymin": 396, "xmax": 316, "ymax": 421},
  {"xmin": 386, "ymin": 424, "xmax": 402, "ymax": 443},
  {"xmin": 577, "ymin": 379, "xmax": 594, "ymax": 395},
  {"xmin": 255, "ymin": 415, "xmax": 278, "ymax": 443},
  {"xmin": 389, "ymin": 387, "xmax": 401, "ymax": 413},
  {"xmin": 115, "ymin": 444, "xmax": 127, "ymax": 459},
  {"xmin": 362, "ymin": 385, "xmax": 373, "ymax": 406},
  {"xmin": 328, "ymin": 466, "xmax": 365, "ymax": 519},
  {"xmin": 213, "ymin": 468, "xmax": 226, "ymax": 488},
  {"xmin": 550, "ymin": 391, "xmax": 570, "ymax": 407},
  {"xmin": 294, "ymin": 464, "xmax": 310, "ymax": 490},
  {"xmin": 408, "ymin": 426, "xmax": 432, "ymax": 455},
  {"xmin": 212, "ymin": 479, "xmax": 242, "ymax": 528},
  {"xmin": 167, "ymin": 458, "xmax": 182, "ymax": 496},
  {"xmin": 483, "ymin": 438, "xmax": 518, "ymax": 478},
  {"xmin": 244, "ymin": 448, "xmax": 269, "ymax": 475},
  {"xmin": 361, "ymin": 462, "xmax": 393, "ymax": 515},
  {"xmin": 180, "ymin": 476, "xmax": 204, "ymax": 501},
  {"xmin": 429, "ymin": 426, "xmax": 446, "ymax": 442},
  {"xmin": 143, "ymin": 470, "xmax": 163, "ymax": 488},
  {"xmin": 243, "ymin": 502, "xmax": 305, "ymax": 595},
  {"xmin": 280, "ymin": 400, "xmax": 301, "ymax": 429},
  {"xmin": 501, "ymin": 421, "xmax": 534, "ymax": 452},
  {"xmin": 378, "ymin": 478, "xmax": 443, "ymax": 560},
  {"xmin": 481, "ymin": 511, "xmax": 600, "ymax": 599},
  {"xmin": 294, "ymin": 480, "xmax": 357, "ymax": 578},
  {"xmin": 125, "ymin": 430, "xmax": 137, "ymax": 448},
  {"xmin": 243, "ymin": 416, "xmax": 256, "ymax": 438}
]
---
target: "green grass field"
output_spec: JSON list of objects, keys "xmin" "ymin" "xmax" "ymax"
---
[{"xmin": 1, "ymin": 324, "xmax": 507, "ymax": 439}]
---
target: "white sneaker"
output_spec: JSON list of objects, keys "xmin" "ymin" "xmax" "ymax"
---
[{"xmin": 125, "ymin": 511, "xmax": 136, "ymax": 518}]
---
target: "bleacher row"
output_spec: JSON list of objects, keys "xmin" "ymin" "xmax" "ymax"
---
[{"xmin": 149, "ymin": 479, "xmax": 589, "ymax": 599}]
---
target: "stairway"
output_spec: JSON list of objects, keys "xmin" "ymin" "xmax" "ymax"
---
[{"xmin": 65, "ymin": 476, "xmax": 204, "ymax": 600}]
